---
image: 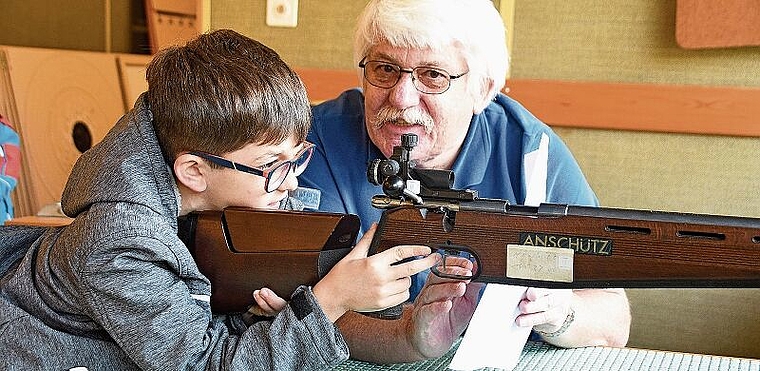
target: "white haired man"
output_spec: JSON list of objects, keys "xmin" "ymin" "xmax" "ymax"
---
[{"xmin": 293, "ymin": 0, "xmax": 632, "ymax": 363}]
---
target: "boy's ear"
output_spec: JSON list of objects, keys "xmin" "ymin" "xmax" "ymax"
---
[{"xmin": 174, "ymin": 153, "xmax": 208, "ymax": 193}]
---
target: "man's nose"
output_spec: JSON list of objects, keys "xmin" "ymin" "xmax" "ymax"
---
[{"xmin": 388, "ymin": 72, "xmax": 421, "ymax": 109}]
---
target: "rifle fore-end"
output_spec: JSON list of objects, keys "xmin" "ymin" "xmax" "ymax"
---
[{"xmin": 369, "ymin": 204, "xmax": 760, "ymax": 288}]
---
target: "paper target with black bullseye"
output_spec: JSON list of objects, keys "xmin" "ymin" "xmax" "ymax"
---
[{"xmin": 3, "ymin": 46, "xmax": 125, "ymax": 214}]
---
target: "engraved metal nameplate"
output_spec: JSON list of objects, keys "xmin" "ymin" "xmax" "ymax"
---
[{"xmin": 506, "ymin": 244, "xmax": 574, "ymax": 282}]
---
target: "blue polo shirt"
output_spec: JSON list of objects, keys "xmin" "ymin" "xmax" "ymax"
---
[{"xmin": 300, "ymin": 88, "xmax": 598, "ymax": 297}]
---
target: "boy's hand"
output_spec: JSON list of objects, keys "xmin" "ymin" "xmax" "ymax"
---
[
  {"xmin": 241, "ymin": 288, "xmax": 288, "ymax": 325},
  {"xmin": 252, "ymin": 288, "xmax": 288, "ymax": 316},
  {"xmin": 313, "ymin": 224, "xmax": 438, "ymax": 322}
]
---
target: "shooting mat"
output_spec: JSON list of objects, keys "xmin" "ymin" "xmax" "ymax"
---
[{"xmin": 0, "ymin": 46, "xmax": 124, "ymax": 216}]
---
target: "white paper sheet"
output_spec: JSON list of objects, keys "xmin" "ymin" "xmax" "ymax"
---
[
  {"xmin": 448, "ymin": 284, "xmax": 531, "ymax": 371},
  {"xmin": 522, "ymin": 133, "xmax": 549, "ymax": 207}
]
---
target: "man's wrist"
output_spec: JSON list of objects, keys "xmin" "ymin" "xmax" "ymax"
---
[
  {"xmin": 401, "ymin": 304, "xmax": 429, "ymax": 362},
  {"xmin": 535, "ymin": 307, "xmax": 575, "ymax": 338}
]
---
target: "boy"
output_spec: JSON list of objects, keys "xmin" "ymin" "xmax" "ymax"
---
[{"xmin": 0, "ymin": 29, "xmax": 436, "ymax": 370}]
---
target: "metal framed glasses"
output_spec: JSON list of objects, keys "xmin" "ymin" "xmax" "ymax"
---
[
  {"xmin": 358, "ymin": 58, "xmax": 469, "ymax": 94},
  {"xmin": 189, "ymin": 142, "xmax": 314, "ymax": 193}
]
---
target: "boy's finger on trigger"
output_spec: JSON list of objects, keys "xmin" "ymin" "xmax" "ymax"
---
[
  {"xmin": 386, "ymin": 246, "xmax": 434, "ymax": 276},
  {"xmin": 392, "ymin": 244, "xmax": 431, "ymax": 263},
  {"xmin": 407, "ymin": 253, "xmax": 440, "ymax": 276}
]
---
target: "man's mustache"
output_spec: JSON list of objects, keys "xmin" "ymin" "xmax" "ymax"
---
[{"xmin": 371, "ymin": 107, "xmax": 434, "ymax": 133}]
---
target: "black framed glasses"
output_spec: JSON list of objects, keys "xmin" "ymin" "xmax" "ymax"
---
[
  {"xmin": 189, "ymin": 142, "xmax": 314, "ymax": 193},
  {"xmin": 358, "ymin": 58, "xmax": 469, "ymax": 94}
]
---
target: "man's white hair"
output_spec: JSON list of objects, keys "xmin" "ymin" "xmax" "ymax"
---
[{"xmin": 354, "ymin": 0, "xmax": 509, "ymax": 102}]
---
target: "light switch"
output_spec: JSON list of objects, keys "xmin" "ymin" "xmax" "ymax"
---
[{"xmin": 266, "ymin": 0, "xmax": 298, "ymax": 28}]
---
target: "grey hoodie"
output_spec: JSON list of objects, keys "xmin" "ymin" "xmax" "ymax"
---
[{"xmin": 0, "ymin": 96, "xmax": 349, "ymax": 370}]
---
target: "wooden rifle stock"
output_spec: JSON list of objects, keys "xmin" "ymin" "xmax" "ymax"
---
[
  {"xmin": 178, "ymin": 207, "xmax": 360, "ymax": 313},
  {"xmin": 369, "ymin": 197, "xmax": 760, "ymax": 288}
]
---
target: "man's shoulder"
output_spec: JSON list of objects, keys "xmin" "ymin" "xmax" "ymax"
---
[
  {"xmin": 308, "ymin": 89, "xmax": 368, "ymax": 149},
  {"xmin": 484, "ymin": 93, "xmax": 556, "ymax": 138}
]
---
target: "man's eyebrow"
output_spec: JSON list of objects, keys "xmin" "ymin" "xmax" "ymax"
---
[
  {"xmin": 373, "ymin": 51, "xmax": 394, "ymax": 60},
  {"xmin": 369, "ymin": 52, "xmax": 447, "ymax": 68}
]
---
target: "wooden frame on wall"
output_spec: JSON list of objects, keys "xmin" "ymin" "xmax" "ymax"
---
[
  {"xmin": 296, "ymin": 68, "xmax": 760, "ymax": 138},
  {"xmin": 504, "ymin": 79, "xmax": 760, "ymax": 137},
  {"xmin": 676, "ymin": 0, "xmax": 760, "ymax": 49}
]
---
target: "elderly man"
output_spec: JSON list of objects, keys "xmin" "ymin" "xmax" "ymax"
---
[{"xmin": 297, "ymin": 0, "xmax": 631, "ymax": 363}]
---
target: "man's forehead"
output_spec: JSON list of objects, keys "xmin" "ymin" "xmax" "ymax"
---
[{"xmin": 367, "ymin": 43, "xmax": 465, "ymax": 68}]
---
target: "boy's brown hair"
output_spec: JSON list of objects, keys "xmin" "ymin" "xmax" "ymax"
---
[{"xmin": 146, "ymin": 29, "xmax": 311, "ymax": 162}]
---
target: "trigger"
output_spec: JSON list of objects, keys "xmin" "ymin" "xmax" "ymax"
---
[{"xmin": 442, "ymin": 209, "xmax": 456, "ymax": 233}]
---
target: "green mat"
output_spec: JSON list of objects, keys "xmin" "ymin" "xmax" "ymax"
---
[{"xmin": 332, "ymin": 340, "xmax": 760, "ymax": 371}]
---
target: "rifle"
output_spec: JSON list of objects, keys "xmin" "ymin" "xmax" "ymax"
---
[
  {"xmin": 367, "ymin": 134, "xmax": 760, "ymax": 289},
  {"xmin": 178, "ymin": 207, "xmax": 360, "ymax": 313}
]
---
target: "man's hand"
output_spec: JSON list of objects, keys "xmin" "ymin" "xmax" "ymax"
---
[
  {"xmin": 516, "ymin": 287, "xmax": 573, "ymax": 333},
  {"xmin": 408, "ymin": 256, "xmax": 483, "ymax": 358}
]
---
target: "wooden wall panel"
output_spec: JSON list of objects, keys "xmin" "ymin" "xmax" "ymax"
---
[
  {"xmin": 295, "ymin": 68, "xmax": 760, "ymax": 138},
  {"xmin": 506, "ymin": 79, "xmax": 760, "ymax": 137}
]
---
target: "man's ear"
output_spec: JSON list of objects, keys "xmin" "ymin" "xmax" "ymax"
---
[
  {"xmin": 472, "ymin": 77, "xmax": 497, "ymax": 114},
  {"xmin": 174, "ymin": 153, "xmax": 208, "ymax": 193}
]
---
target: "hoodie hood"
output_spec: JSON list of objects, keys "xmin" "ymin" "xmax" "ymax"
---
[{"xmin": 60, "ymin": 95, "xmax": 179, "ymax": 220}]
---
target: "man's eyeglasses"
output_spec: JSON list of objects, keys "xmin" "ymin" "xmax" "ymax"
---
[
  {"xmin": 358, "ymin": 58, "xmax": 469, "ymax": 94},
  {"xmin": 189, "ymin": 142, "xmax": 314, "ymax": 193}
]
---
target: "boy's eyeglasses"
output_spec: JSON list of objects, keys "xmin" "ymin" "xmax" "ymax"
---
[
  {"xmin": 189, "ymin": 142, "xmax": 314, "ymax": 193},
  {"xmin": 358, "ymin": 58, "xmax": 469, "ymax": 94}
]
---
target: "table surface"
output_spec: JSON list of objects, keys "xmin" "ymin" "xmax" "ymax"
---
[
  {"xmin": 332, "ymin": 340, "xmax": 760, "ymax": 371},
  {"xmin": 4, "ymin": 215, "xmax": 72, "ymax": 227}
]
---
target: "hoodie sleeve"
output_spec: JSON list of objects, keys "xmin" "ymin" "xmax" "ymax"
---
[{"xmin": 77, "ymin": 236, "xmax": 349, "ymax": 371}]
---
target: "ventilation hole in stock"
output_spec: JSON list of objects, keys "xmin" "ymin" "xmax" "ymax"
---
[
  {"xmin": 752, "ymin": 236, "xmax": 760, "ymax": 244},
  {"xmin": 605, "ymin": 225, "xmax": 651, "ymax": 235},
  {"xmin": 676, "ymin": 230, "xmax": 725, "ymax": 240}
]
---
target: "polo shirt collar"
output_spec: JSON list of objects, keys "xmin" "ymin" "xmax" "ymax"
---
[{"xmin": 451, "ymin": 113, "xmax": 490, "ymax": 189}]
